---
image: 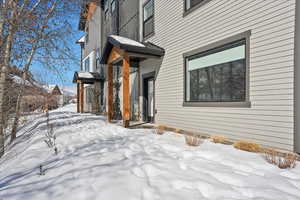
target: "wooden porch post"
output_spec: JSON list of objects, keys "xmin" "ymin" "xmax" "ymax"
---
[
  {"xmin": 80, "ymin": 82, "xmax": 84, "ymax": 113},
  {"xmin": 107, "ymin": 63, "xmax": 113, "ymax": 122},
  {"xmin": 123, "ymin": 55, "xmax": 130, "ymax": 128},
  {"xmin": 77, "ymin": 83, "xmax": 80, "ymax": 113}
]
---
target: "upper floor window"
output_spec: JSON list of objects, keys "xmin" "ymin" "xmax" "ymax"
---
[
  {"xmin": 185, "ymin": 0, "xmax": 210, "ymax": 12},
  {"xmin": 96, "ymin": 49, "xmax": 101, "ymax": 70},
  {"xmin": 143, "ymin": 0, "xmax": 154, "ymax": 39},
  {"xmin": 85, "ymin": 26, "xmax": 89, "ymax": 44},
  {"xmin": 111, "ymin": 0, "xmax": 116, "ymax": 13},
  {"xmin": 104, "ymin": 0, "xmax": 109, "ymax": 20},
  {"xmin": 185, "ymin": 38, "xmax": 249, "ymax": 104},
  {"xmin": 84, "ymin": 57, "xmax": 90, "ymax": 72}
]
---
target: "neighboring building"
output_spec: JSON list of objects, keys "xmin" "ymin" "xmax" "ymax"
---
[
  {"xmin": 6, "ymin": 66, "xmax": 47, "ymax": 113},
  {"xmin": 7, "ymin": 67, "xmax": 71, "ymax": 112},
  {"xmin": 50, "ymin": 85, "xmax": 64, "ymax": 107},
  {"xmin": 74, "ymin": 0, "xmax": 300, "ymax": 153},
  {"xmin": 74, "ymin": 1, "xmax": 105, "ymax": 114},
  {"xmin": 44, "ymin": 85, "xmax": 69, "ymax": 108}
]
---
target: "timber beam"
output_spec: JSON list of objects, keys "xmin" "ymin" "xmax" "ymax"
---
[
  {"xmin": 107, "ymin": 63, "xmax": 113, "ymax": 122},
  {"xmin": 122, "ymin": 55, "xmax": 131, "ymax": 128}
]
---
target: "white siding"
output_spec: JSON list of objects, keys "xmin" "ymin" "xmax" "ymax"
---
[
  {"xmin": 81, "ymin": 6, "xmax": 102, "ymax": 113},
  {"xmin": 140, "ymin": 0, "xmax": 296, "ymax": 151},
  {"xmin": 83, "ymin": 7, "xmax": 102, "ymax": 59}
]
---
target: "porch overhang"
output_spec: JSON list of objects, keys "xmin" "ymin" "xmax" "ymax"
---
[
  {"xmin": 101, "ymin": 35, "xmax": 164, "ymax": 128},
  {"xmin": 73, "ymin": 72, "xmax": 104, "ymax": 84},
  {"xmin": 100, "ymin": 35, "xmax": 165, "ymax": 64}
]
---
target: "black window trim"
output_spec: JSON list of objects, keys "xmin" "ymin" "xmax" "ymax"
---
[
  {"xmin": 183, "ymin": 30, "xmax": 252, "ymax": 108},
  {"xmin": 143, "ymin": 0, "xmax": 155, "ymax": 40},
  {"xmin": 84, "ymin": 57, "xmax": 90, "ymax": 72},
  {"xmin": 111, "ymin": 0, "xmax": 116, "ymax": 14},
  {"xmin": 85, "ymin": 26, "xmax": 89, "ymax": 44},
  {"xmin": 104, "ymin": 0, "xmax": 109, "ymax": 21},
  {"xmin": 183, "ymin": 0, "xmax": 212, "ymax": 17}
]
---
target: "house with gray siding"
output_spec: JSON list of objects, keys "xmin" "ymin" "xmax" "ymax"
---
[
  {"xmin": 74, "ymin": 1, "xmax": 105, "ymax": 114},
  {"xmin": 74, "ymin": 0, "xmax": 300, "ymax": 153}
]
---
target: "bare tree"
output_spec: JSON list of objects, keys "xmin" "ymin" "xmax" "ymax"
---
[
  {"xmin": 10, "ymin": 0, "xmax": 58, "ymax": 142},
  {"xmin": 0, "ymin": 0, "xmax": 18, "ymax": 157},
  {"xmin": 0, "ymin": 0, "xmax": 82, "ymax": 156}
]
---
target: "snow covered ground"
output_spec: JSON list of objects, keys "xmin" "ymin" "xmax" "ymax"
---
[{"xmin": 0, "ymin": 104, "xmax": 300, "ymax": 200}]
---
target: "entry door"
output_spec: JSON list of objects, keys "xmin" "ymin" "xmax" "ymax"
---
[
  {"xmin": 147, "ymin": 78, "xmax": 154, "ymax": 122},
  {"xmin": 143, "ymin": 77, "xmax": 155, "ymax": 123}
]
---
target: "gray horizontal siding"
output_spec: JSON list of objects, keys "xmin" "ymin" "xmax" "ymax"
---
[
  {"xmin": 141, "ymin": 0, "xmax": 296, "ymax": 151},
  {"xmin": 83, "ymin": 7, "xmax": 102, "ymax": 60}
]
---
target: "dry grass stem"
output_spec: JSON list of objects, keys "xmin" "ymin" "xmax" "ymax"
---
[
  {"xmin": 156, "ymin": 125, "xmax": 167, "ymax": 135},
  {"xmin": 234, "ymin": 141, "xmax": 261, "ymax": 153},
  {"xmin": 264, "ymin": 149, "xmax": 298, "ymax": 169},
  {"xmin": 175, "ymin": 128, "xmax": 182, "ymax": 133},
  {"xmin": 185, "ymin": 134, "xmax": 203, "ymax": 147},
  {"xmin": 212, "ymin": 136, "xmax": 231, "ymax": 145}
]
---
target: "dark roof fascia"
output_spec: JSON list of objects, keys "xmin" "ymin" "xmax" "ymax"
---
[
  {"xmin": 100, "ymin": 41, "xmax": 113, "ymax": 64},
  {"xmin": 146, "ymin": 42, "xmax": 166, "ymax": 53},
  {"xmin": 124, "ymin": 44, "xmax": 165, "ymax": 57}
]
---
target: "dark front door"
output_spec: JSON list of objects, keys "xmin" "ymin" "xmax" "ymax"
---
[{"xmin": 143, "ymin": 76, "xmax": 155, "ymax": 123}]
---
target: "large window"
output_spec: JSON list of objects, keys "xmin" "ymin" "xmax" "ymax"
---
[
  {"xmin": 143, "ymin": 0, "xmax": 154, "ymax": 38},
  {"xmin": 111, "ymin": 0, "xmax": 116, "ymax": 13},
  {"xmin": 86, "ymin": 87, "xmax": 93, "ymax": 104},
  {"xmin": 185, "ymin": 39, "xmax": 247, "ymax": 103},
  {"xmin": 84, "ymin": 57, "xmax": 90, "ymax": 72},
  {"xmin": 185, "ymin": 0, "xmax": 210, "ymax": 12},
  {"xmin": 96, "ymin": 48, "xmax": 101, "ymax": 70},
  {"xmin": 85, "ymin": 26, "xmax": 89, "ymax": 44},
  {"xmin": 104, "ymin": 0, "xmax": 109, "ymax": 20}
]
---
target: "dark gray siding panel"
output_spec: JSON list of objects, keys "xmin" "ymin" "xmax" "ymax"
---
[{"xmin": 119, "ymin": 0, "xmax": 139, "ymax": 40}]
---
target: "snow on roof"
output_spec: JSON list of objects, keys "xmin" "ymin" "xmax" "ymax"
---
[
  {"xmin": 76, "ymin": 35, "xmax": 85, "ymax": 43},
  {"xmin": 42, "ymin": 85, "xmax": 54, "ymax": 93},
  {"xmin": 42, "ymin": 85, "xmax": 75, "ymax": 96},
  {"xmin": 61, "ymin": 86, "xmax": 76, "ymax": 96},
  {"xmin": 11, "ymin": 75, "xmax": 32, "ymax": 86},
  {"xmin": 101, "ymin": 35, "xmax": 165, "ymax": 64},
  {"xmin": 48, "ymin": 85, "xmax": 56, "ymax": 90},
  {"xmin": 77, "ymin": 72, "xmax": 94, "ymax": 79},
  {"xmin": 110, "ymin": 35, "xmax": 145, "ymax": 47},
  {"xmin": 73, "ymin": 72, "xmax": 104, "ymax": 83}
]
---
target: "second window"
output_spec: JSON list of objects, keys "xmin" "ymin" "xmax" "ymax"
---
[
  {"xmin": 143, "ymin": 0, "xmax": 154, "ymax": 38},
  {"xmin": 185, "ymin": 39, "xmax": 247, "ymax": 103}
]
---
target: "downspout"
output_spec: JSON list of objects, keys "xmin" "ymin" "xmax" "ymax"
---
[
  {"xmin": 80, "ymin": 43, "xmax": 83, "ymax": 71},
  {"xmin": 294, "ymin": 0, "xmax": 300, "ymax": 153},
  {"xmin": 117, "ymin": 0, "xmax": 119, "ymax": 35},
  {"xmin": 137, "ymin": 0, "xmax": 140, "ymax": 42},
  {"xmin": 100, "ymin": 2, "xmax": 106, "ymax": 112}
]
